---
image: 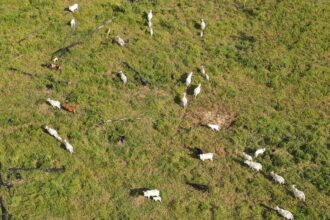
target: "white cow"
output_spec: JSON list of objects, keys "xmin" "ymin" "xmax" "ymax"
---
[
  {"xmin": 200, "ymin": 19, "xmax": 206, "ymax": 37},
  {"xmin": 199, "ymin": 153, "xmax": 213, "ymax": 161},
  {"xmin": 70, "ymin": 18, "xmax": 76, "ymax": 29},
  {"xmin": 116, "ymin": 36, "xmax": 125, "ymax": 47},
  {"xmin": 254, "ymin": 148, "xmax": 266, "ymax": 157},
  {"xmin": 274, "ymin": 206, "xmax": 294, "ymax": 220},
  {"xmin": 242, "ymin": 152, "xmax": 253, "ymax": 161},
  {"xmin": 147, "ymin": 10, "xmax": 153, "ymax": 22},
  {"xmin": 44, "ymin": 126, "xmax": 62, "ymax": 142},
  {"xmin": 207, "ymin": 124, "xmax": 220, "ymax": 131},
  {"xmin": 186, "ymin": 72, "xmax": 193, "ymax": 87},
  {"xmin": 52, "ymin": 57, "xmax": 59, "ymax": 63},
  {"xmin": 291, "ymin": 185, "xmax": 305, "ymax": 201},
  {"xmin": 143, "ymin": 189, "xmax": 160, "ymax": 198},
  {"xmin": 63, "ymin": 139, "xmax": 74, "ymax": 154},
  {"xmin": 181, "ymin": 92, "xmax": 188, "ymax": 108},
  {"xmin": 270, "ymin": 171, "xmax": 285, "ymax": 184},
  {"xmin": 119, "ymin": 71, "xmax": 127, "ymax": 84},
  {"xmin": 244, "ymin": 160, "xmax": 262, "ymax": 171},
  {"xmin": 68, "ymin": 4, "xmax": 78, "ymax": 12},
  {"xmin": 152, "ymin": 196, "xmax": 161, "ymax": 202},
  {"xmin": 47, "ymin": 98, "xmax": 61, "ymax": 109},
  {"xmin": 194, "ymin": 84, "xmax": 201, "ymax": 98}
]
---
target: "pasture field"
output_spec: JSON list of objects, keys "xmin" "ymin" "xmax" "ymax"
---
[{"xmin": 0, "ymin": 0, "xmax": 329, "ymax": 219}]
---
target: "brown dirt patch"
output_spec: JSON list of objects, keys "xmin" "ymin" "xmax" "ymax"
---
[
  {"xmin": 132, "ymin": 196, "xmax": 145, "ymax": 207},
  {"xmin": 186, "ymin": 104, "xmax": 237, "ymax": 129}
]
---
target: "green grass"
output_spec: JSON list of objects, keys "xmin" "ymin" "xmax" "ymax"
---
[{"xmin": 0, "ymin": 0, "xmax": 329, "ymax": 219}]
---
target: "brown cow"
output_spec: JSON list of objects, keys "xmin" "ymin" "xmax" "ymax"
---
[{"xmin": 62, "ymin": 103, "xmax": 76, "ymax": 113}]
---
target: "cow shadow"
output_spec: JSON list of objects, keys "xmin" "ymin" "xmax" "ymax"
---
[
  {"xmin": 129, "ymin": 188, "xmax": 149, "ymax": 197},
  {"xmin": 186, "ymin": 182, "xmax": 209, "ymax": 193},
  {"xmin": 187, "ymin": 147, "xmax": 203, "ymax": 159}
]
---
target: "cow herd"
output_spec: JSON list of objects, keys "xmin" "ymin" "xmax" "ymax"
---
[{"xmin": 39, "ymin": 3, "xmax": 309, "ymax": 219}]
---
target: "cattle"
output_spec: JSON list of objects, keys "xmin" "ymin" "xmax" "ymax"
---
[
  {"xmin": 63, "ymin": 139, "xmax": 74, "ymax": 154},
  {"xmin": 44, "ymin": 126, "xmax": 62, "ymax": 142},
  {"xmin": 62, "ymin": 103, "xmax": 76, "ymax": 113},
  {"xmin": 147, "ymin": 10, "xmax": 153, "ymax": 22},
  {"xmin": 270, "ymin": 171, "xmax": 285, "ymax": 184},
  {"xmin": 254, "ymin": 148, "xmax": 266, "ymax": 157},
  {"xmin": 194, "ymin": 84, "xmax": 201, "ymax": 98},
  {"xmin": 199, "ymin": 153, "xmax": 213, "ymax": 161},
  {"xmin": 244, "ymin": 160, "xmax": 262, "ymax": 171},
  {"xmin": 207, "ymin": 124, "xmax": 220, "ymax": 131},
  {"xmin": 200, "ymin": 19, "xmax": 206, "ymax": 37},
  {"xmin": 68, "ymin": 4, "xmax": 78, "ymax": 12},
  {"xmin": 181, "ymin": 92, "xmax": 188, "ymax": 108},
  {"xmin": 291, "ymin": 185, "xmax": 305, "ymax": 201},
  {"xmin": 46, "ymin": 98, "xmax": 61, "ymax": 109},
  {"xmin": 186, "ymin": 72, "xmax": 193, "ymax": 87},
  {"xmin": 274, "ymin": 206, "xmax": 294, "ymax": 220},
  {"xmin": 152, "ymin": 196, "xmax": 161, "ymax": 202},
  {"xmin": 143, "ymin": 189, "xmax": 160, "ymax": 198},
  {"xmin": 242, "ymin": 152, "xmax": 253, "ymax": 161}
]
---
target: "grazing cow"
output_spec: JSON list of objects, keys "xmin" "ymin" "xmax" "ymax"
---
[
  {"xmin": 244, "ymin": 160, "xmax": 262, "ymax": 171},
  {"xmin": 291, "ymin": 185, "xmax": 305, "ymax": 201},
  {"xmin": 115, "ymin": 36, "xmax": 125, "ymax": 47},
  {"xmin": 274, "ymin": 206, "xmax": 294, "ymax": 220},
  {"xmin": 194, "ymin": 84, "xmax": 201, "ymax": 98},
  {"xmin": 270, "ymin": 171, "xmax": 285, "ymax": 184},
  {"xmin": 46, "ymin": 98, "xmax": 61, "ymax": 109},
  {"xmin": 119, "ymin": 71, "xmax": 127, "ymax": 84},
  {"xmin": 52, "ymin": 57, "xmax": 59, "ymax": 63},
  {"xmin": 200, "ymin": 66, "xmax": 209, "ymax": 80},
  {"xmin": 62, "ymin": 103, "xmax": 76, "ymax": 113},
  {"xmin": 148, "ymin": 21, "xmax": 153, "ymax": 28},
  {"xmin": 45, "ymin": 63, "xmax": 61, "ymax": 70},
  {"xmin": 199, "ymin": 153, "xmax": 213, "ymax": 161},
  {"xmin": 44, "ymin": 126, "xmax": 62, "ymax": 142},
  {"xmin": 147, "ymin": 10, "xmax": 153, "ymax": 22},
  {"xmin": 254, "ymin": 148, "xmax": 266, "ymax": 157},
  {"xmin": 207, "ymin": 124, "xmax": 220, "ymax": 131},
  {"xmin": 68, "ymin": 4, "xmax": 78, "ymax": 12},
  {"xmin": 242, "ymin": 152, "xmax": 253, "ymax": 161},
  {"xmin": 152, "ymin": 196, "xmax": 161, "ymax": 202},
  {"xmin": 63, "ymin": 139, "xmax": 74, "ymax": 154},
  {"xmin": 181, "ymin": 92, "xmax": 188, "ymax": 108},
  {"xmin": 200, "ymin": 65, "xmax": 205, "ymax": 75},
  {"xmin": 143, "ymin": 189, "xmax": 160, "ymax": 198},
  {"xmin": 70, "ymin": 18, "xmax": 76, "ymax": 29},
  {"xmin": 185, "ymin": 72, "xmax": 193, "ymax": 87},
  {"xmin": 200, "ymin": 19, "xmax": 206, "ymax": 37}
]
